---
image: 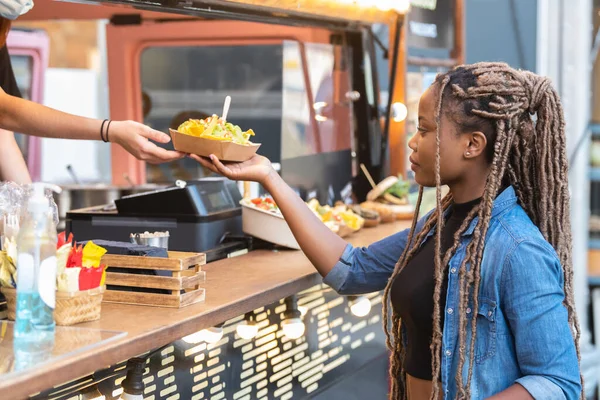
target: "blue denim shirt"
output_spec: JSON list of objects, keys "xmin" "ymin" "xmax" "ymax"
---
[{"xmin": 324, "ymin": 187, "xmax": 581, "ymax": 399}]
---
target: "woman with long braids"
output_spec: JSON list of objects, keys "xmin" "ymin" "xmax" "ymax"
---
[{"xmin": 194, "ymin": 62, "xmax": 582, "ymax": 399}]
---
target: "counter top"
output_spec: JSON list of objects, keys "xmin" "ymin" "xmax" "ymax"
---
[{"xmin": 0, "ymin": 220, "xmax": 411, "ymax": 399}]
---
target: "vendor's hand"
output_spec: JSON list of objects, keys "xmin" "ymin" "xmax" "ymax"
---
[
  {"xmin": 110, "ymin": 120, "xmax": 186, "ymax": 164},
  {"xmin": 191, "ymin": 154, "xmax": 274, "ymax": 184}
]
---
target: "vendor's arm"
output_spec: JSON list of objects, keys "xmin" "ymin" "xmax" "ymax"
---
[
  {"xmin": 0, "ymin": 128, "xmax": 30, "ymax": 183},
  {"xmin": 0, "ymin": 87, "xmax": 185, "ymax": 164}
]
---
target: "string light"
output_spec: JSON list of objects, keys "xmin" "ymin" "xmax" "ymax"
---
[
  {"xmin": 349, "ymin": 295, "xmax": 372, "ymax": 317},
  {"xmin": 182, "ymin": 323, "xmax": 224, "ymax": 344},
  {"xmin": 334, "ymin": 0, "xmax": 410, "ymax": 13},
  {"xmin": 391, "ymin": 102, "xmax": 408, "ymax": 122},
  {"xmin": 236, "ymin": 313, "xmax": 259, "ymax": 340},
  {"xmin": 282, "ymin": 296, "xmax": 306, "ymax": 340},
  {"xmin": 202, "ymin": 324, "xmax": 225, "ymax": 344}
]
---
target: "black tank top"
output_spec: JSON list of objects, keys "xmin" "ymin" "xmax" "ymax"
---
[{"xmin": 390, "ymin": 197, "xmax": 480, "ymax": 380}]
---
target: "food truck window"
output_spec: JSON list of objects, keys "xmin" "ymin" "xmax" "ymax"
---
[{"xmin": 139, "ymin": 39, "xmax": 354, "ymax": 186}]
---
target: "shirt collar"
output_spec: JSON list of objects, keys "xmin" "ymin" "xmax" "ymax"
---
[{"xmin": 423, "ymin": 186, "xmax": 518, "ymax": 239}]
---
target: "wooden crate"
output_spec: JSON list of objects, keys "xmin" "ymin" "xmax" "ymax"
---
[{"xmin": 101, "ymin": 251, "xmax": 206, "ymax": 308}]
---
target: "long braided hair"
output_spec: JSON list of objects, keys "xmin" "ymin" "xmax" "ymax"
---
[{"xmin": 381, "ymin": 62, "xmax": 582, "ymax": 399}]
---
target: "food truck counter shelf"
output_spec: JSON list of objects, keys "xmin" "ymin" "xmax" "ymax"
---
[{"xmin": 0, "ymin": 220, "xmax": 411, "ymax": 399}]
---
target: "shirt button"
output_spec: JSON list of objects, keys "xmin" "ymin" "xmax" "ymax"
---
[
  {"xmin": 450, "ymin": 267, "xmax": 457, "ymax": 274},
  {"xmin": 488, "ymin": 311, "xmax": 493, "ymax": 318},
  {"xmin": 445, "ymin": 350, "xmax": 452, "ymax": 357},
  {"xmin": 466, "ymin": 308, "xmax": 471, "ymax": 314},
  {"xmin": 447, "ymin": 308, "xmax": 453, "ymax": 315}
]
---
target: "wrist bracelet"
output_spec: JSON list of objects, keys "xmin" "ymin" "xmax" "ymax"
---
[
  {"xmin": 100, "ymin": 119, "xmax": 108, "ymax": 143},
  {"xmin": 106, "ymin": 120, "xmax": 112, "ymax": 143}
]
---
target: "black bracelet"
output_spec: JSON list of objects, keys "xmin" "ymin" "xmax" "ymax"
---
[
  {"xmin": 100, "ymin": 119, "xmax": 108, "ymax": 143},
  {"xmin": 106, "ymin": 120, "xmax": 112, "ymax": 143}
]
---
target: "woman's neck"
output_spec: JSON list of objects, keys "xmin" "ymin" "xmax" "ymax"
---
[{"xmin": 449, "ymin": 180, "xmax": 486, "ymax": 204}]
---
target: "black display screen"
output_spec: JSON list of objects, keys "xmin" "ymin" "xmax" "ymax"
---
[{"xmin": 205, "ymin": 190, "xmax": 230, "ymax": 211}]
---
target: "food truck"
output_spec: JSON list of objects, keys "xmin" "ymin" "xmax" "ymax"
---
[{"xmin": 0, "ymin": 1, "xmax": 464, "ymax": 399}]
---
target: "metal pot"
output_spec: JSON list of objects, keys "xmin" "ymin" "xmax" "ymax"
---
[
  {"xmin": 54, "ymin": 184, "xmax": 119, "ymax": 214},
  {"xmin": 130, "ymin": 232, "xmax": 169, "ymax": 250},
  {"xmin": 53, "ymin": 184, "xmax": 167, "ymax": 229}
]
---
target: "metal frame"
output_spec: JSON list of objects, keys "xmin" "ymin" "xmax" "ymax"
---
[
  {"xmin": 72, "ymin": 0, "xmax": 386, "ymax": 30},
  {"xmin": 349, "ymin": 28, "xmax": 383, "ymax": 201},
  {"xmin": 381, "ymin": 16, "xmax": 402, "ymax": 174}
]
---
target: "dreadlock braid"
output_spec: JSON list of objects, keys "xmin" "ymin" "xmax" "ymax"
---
[
  {"xmin": 382, "ymin": 62, "xmax": 583, "ymax": 399},
  {"xmin": 429, "ymin": 75, "xmax": 450, "ymax": 400}
]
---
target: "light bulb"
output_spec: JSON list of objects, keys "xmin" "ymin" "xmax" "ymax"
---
[
  {"xmin": 202, "ymin": 326, "xmax": 224, "ymax": 344},
  {"xmin": 118, "ymin": 394, "xmax": 143, "ymax": 400},
  {"xmin": 236, "ymin": 322, "xmax": 259, "ymax": 340},
  {"xmin": 181, "ymin": 331, "xmax": 204, "ymax": 344},
  {"xmin": 393, "ymin": 0, "xmax": 411, "ymax": 13},
  {"xmin": 372, "ymin": 0, "xmax": 410, "ymax": 12},
  {"xmin": 282, "ymin": 318, "xmax": 305, "ymax": 339},
  {"xmin": 350, "ymin": 296, "xmax": 372, "ymax": 317},
  {"xmin": 391, "ymin": 102, "xmax": 408, "ymax": 122}
]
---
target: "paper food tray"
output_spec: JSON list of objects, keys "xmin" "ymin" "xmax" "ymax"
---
[{"xmin": 169, "ymin": 129, "xmax": 261, "ymax": 162}]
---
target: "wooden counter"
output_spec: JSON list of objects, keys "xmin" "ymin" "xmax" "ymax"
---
[{"xmin": 0, "ymin": 220, "xmax": 410, "ymax": 399}]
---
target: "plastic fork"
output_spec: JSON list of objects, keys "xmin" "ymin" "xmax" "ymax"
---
[{"xmin": 3, "ymin": 214, "xmax": 19, "ymax": 242}]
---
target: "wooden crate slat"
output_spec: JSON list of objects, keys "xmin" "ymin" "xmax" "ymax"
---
[
  {"xmin": 102, "ymin": 289, "xmax": 202, "ymax": 308},
  {"xmin": 106, "ymin": 272, "xmax": 204, "ymax": 290},
  {"xmin": 104, "ymin": 263, "xmax": 180, "ymax": 272},
  {"xmin": 106, "ymin": 273, "xmax": 180, "ymax": 290},
  {"xmin": 168, "ymin": 251, "xmax": 206, "ymax": 267},
  {"xmin": 180, "ymin": 289, "xmax": 206, "ymax": 307},
  {"xmin": 181, "ymin": 273, "xmax": 205, "ymax": 288},
  {"xmin": 102, "ymin": 254, "xmax": 181, "ymax": 270},
  {"xmin": 101, "ymin": 251, "xmax": 206, "ymax": 272},
  {"xmin": 103, "ymin": 290, "xmax": 182, "ymax": 307}
]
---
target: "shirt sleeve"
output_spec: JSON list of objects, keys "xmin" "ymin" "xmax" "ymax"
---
[
  {"xmin": 502, "ymin": 240, "xmax": 582, "ymax": 400},
  {"xmin": 0, "ymin": 45, "xmax": 22, "ymax": 98},
  {"xmin": 323, "ymin": 213, "xmax": 431, "ymax": 295}
]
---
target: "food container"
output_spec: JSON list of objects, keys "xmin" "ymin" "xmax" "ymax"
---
[
  {"xmin": 240, "ymin": 202, "xmax": 300, "ymax": 250},
  {"xmin": 1, "ymin": 286, "xmax": 105, "ymax": 326},
  {"xmin": 169, "ymin": 129, "xmax": 261, "ymax": 162},
  {"xmin": 130, "ymin": 231, "xmax": 170, "ymax": 250}
]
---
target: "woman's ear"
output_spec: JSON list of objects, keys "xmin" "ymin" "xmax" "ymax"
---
[{"xmin": 464, "ymin": 131, "xmax": 487, "ymax": 159}]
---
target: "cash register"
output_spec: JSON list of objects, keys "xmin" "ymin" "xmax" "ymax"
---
[{"xmin": 66, "ymin": 178, "xmax": 252, "ymax": 262}]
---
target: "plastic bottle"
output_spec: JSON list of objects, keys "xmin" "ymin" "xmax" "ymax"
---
[{"xmin": 13, "ymin": 183, "xmax": 62, "ymax": 362}]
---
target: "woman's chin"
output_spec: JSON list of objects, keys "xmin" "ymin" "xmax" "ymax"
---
[{"xmin": 413, "ymin": 174, "xmax": 436, "ymax": 188}]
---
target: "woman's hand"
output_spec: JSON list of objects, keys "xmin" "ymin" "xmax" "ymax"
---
[
  {"xmin": 110, "ymin": 120, "xmax": 186, "ymax": 164},
  {"xmin": 190, "ymin": 153, "xmax": 275, "ymax": 184}
]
